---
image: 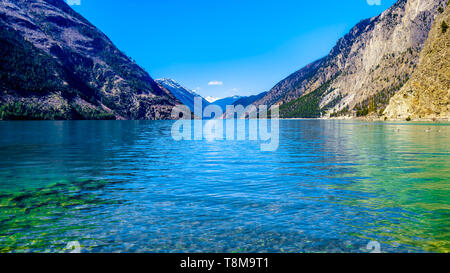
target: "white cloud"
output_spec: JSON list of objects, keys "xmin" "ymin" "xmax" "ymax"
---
[
  {"xmin": 208, "ymin": 81, "xmax": 223, "ymax": 86},
  {"xmin": 367, "ymin": 0, "xmax": 381, "ymax": 5},
  {"xmin": 66, "ymin": 0, "xmax": 81, "ymax": 6}
]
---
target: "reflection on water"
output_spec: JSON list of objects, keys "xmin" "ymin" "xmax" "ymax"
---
[{"xmin": 0, "ymin": 120, "xmax": 448, "ymax": 253}]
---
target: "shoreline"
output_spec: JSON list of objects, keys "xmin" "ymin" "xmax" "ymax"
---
[
  {"xmin": 278, "ymin": 117, "xmax": 450, "ymax": 123},
  {"xmin": 0, "ymin": 117, "xmax": 449, "ymax": 123}
]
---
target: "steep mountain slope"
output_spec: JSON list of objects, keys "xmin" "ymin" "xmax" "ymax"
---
[
  {"xmin": 256, "ymin": 0, "xmax": 446, "ymax": 118},
  {"xmin": 384, "ymin": 4, "xmax": 449, "ymax": 121},
  {"xmin": 255, "ymin": 58, "xmax": 324, "ymax": 108},
  {"xmin": 0, "ymin": 0, "xmax": 179, "ymax": 120},
  {"xmin": 156, "ymin": 78, "xmax": 209, "ymax": 112}
]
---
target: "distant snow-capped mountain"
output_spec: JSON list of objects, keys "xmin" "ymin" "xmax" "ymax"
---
[
  {"xmin": 207, "ymin": 93, "xmax": 268, "ymax": 112},
  {"xmin": 156, "ymin": 79, "xmax": 210, "ymax": 111},
  {"xmin": 210, "ymin": 96, "xmax": 243, "ymax": 112},
  {"xmin": 205, "ymin": 96, "xmax": 220, "ymax": 103},
  {"xmin": 156, "ymin": 79, "xmax": 266, "ymax": 115}
]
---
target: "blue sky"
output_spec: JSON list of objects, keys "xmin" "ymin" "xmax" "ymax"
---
[{"xmin": 68, "ymin": 0, "xmax": 397, "ymax": 98}]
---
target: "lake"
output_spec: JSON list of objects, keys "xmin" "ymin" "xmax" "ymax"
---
[{"xmin": 0, "ymin": 120, "xmax": 448, "ymax": 253}]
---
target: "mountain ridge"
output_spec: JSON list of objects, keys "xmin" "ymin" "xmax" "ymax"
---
[
  {"xmin": 156, "ymin": 78, "xmax": 210, "ymax": 112},
  {"xmin": 210, "ymin": 95, "xmax": 242, "ymax": 112},
  {"xmin": 0, "ymin": 0, "xmax": 179, "ymax": 120},
  {"xmin": 255, "ymin": 0, "xmax": 447, "ymax": 119}
]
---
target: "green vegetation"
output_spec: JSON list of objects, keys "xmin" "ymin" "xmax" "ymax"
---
[
  {"xmin": 354, "ymin": 76, "xmax": 408, "ymax": 117},
  {"xmin": 355, "ymin": 105, "xmax": 369, "ymax": 117},
  {"xmin": 330, "ymin": 107, "xmax": 350, "ymax": 118},
  {"xmin": 0, "ymin": 101, "xmax": 115, "ymax": 120},
  {"xmin": 278, "ymin": 76, "xmax": 337, "ymax": 118},
  {"xmin": 0, "ymin": 25, "xmax": 73, "ymax": 97},
  {"xmin": 72, "ymin": 104, "xmax": 115, "ymax": 120},
  {"xmin": 441, "ymin": 21, "xmax": 448, "ymax": 34},
  {"xmin": 0, "ymin": 102, "xmax": 68, "ymax": 120},
  {"xmin": 0, "ymin": 25, "xmax": 116, "ymax": 120}
]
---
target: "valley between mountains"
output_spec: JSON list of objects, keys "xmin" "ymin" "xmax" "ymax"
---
[{"xmin": 0, "ymin": 0, "xmax": 448, "ymax": 121}]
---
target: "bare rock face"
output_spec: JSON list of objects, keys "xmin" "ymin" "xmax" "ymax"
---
[
  {"xmin": 255, "ymin": 0, "xmax": 446, "ymax": 118},
  {"xmin": 0, "ymin": 0, "xmax": 179, "ymax": 120},
  {"xmin": 384, "ymin": 4, "xmax": 450, "ymax": 121}
]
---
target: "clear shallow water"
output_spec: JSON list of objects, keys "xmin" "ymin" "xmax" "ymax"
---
[{"xmin": 0, "ymin": 120, "xmax": 449, "ymax": 253}]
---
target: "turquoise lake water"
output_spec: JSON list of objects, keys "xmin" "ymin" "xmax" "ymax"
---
[{"xmin": 0, "ymin": 120, "xmax": 448, "ymax": 253}]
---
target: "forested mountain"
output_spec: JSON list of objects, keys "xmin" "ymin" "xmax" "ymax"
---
[{"xmin": 0, "ymin": 0, "xmax": 179, "ymax": 120}]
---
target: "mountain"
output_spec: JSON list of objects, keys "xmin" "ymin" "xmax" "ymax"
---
[
  {"xmin": 384, "ymin": 4, "xmax": 450, "ymax": 121},
  {"xmin": 254, "ymin": 59, "xmax": 324, "ymax": 109},
  {"xmin": 156, "ymin": 78, "xmax": 209, "ymax": 112},
  {"xmin": 255, "ymin": 0, "xmax": 447, "ymax": 119},
  {"xmin": 233, "ymin": 92, "xmax": 268, "ymax": 108},
  {"xmin": 205, "ymin": 96, "xmax": 220, "ymax": 103},
  {"xmin": 0, "ymin": 0, "xmax": 179, "ymax": 120},
  {"xmin": 210, "ymin": 95, "xmax": 242, "ymax": 112}
]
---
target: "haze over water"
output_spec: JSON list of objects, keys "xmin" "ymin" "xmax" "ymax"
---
[{"xmin": 0, "ymin": 120, "xmax": 448, "ymax": 252}]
